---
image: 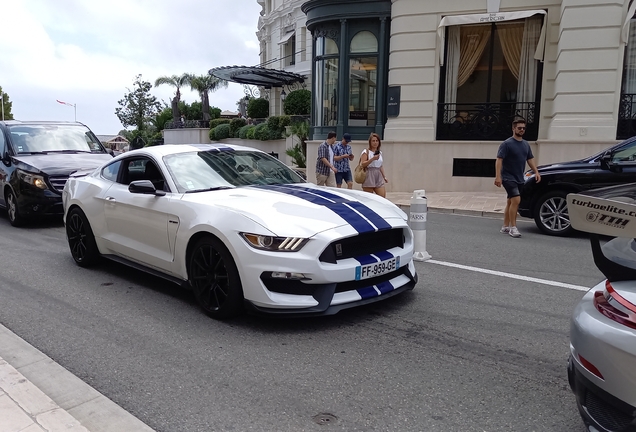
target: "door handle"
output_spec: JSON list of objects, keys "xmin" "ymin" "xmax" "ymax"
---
[{"xmin": 106, "ymin": 196, "xmax": 116, "ymax": 202}]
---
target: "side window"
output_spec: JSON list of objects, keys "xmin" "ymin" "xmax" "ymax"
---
[
  {"xmin": 0, "ymin": 130, "xmax": 5, "ymax": 155},
  {"xmin": 101, "ymin": 160, "xmax": 122, "ymax": 182},
  {"xmin": 120, "ymin": 157, "xmax": 167, "ymax": 191},
  {"xmin": 612, "ymin": 142, "xmax": 636, "ymax": 162}
]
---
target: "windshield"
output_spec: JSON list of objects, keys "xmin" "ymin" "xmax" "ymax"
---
[
  {"xmin": 8, "ymin": 124, "xmax": 105, "ymax": 154},
  {"xmin": 163, "ymin": 149, "xmax": 306, "ymax": 193}
]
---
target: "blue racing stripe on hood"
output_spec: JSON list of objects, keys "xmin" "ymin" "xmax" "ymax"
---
[
  {"xmin": 354, "ymin": 255, "xmax": 378, "ymax": 265},
  {"xmin": 286, "ymin": 185, "xmax": 392, "ymax": 231},
  {"xmin": 253, "ymin": 184, "xmax": 376, "ymax": 233},
  {"xmin": 373, "ymin": 251, "xmax": 394, "ymax": 261}
]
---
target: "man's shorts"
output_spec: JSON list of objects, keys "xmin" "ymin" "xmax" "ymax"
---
[
  {"xmin": 502, "ymin": 180, "xmax": 524, "ymax": 198},
  {"xmin": 335, "ymin": 170, "xmax": 352, "ymax": 185}
]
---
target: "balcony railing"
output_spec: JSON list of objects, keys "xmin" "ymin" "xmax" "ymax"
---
[
  {"xmin": 437, "ymin": 102, "xmax": 538, "ymax": 141},
  {"xmin": 617, "ymin": 93, "xmax": 636, "ymax": 140},
  {"xmin": 164, "ymin": 120, "xmax": 210, "ymax": 130}
]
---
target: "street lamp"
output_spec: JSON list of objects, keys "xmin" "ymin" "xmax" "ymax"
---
[{"xmin": 280, "ymin": 89, "xmax": 287, "ymax": 114}]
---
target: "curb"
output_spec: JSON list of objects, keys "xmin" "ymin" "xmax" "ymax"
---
[
  {"xmin": 396, "ymin": 204, "xmax": 504, "ymax": 219},
  {"xmin": 0, "ymin": 324, "xmax": 155, "ymax": 432}
]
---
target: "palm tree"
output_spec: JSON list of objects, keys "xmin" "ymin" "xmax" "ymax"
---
[
  {"xmin": 154, "ymin": 73, "xmax": 191, "ymax": 122},
  {"xmin": 187, "ymin": 74, "xmax": 229, "ymax": 121}
]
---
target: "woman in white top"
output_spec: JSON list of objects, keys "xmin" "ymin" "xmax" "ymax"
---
[{"xmin": 359, "ymin": 132, "xmax": 388, "ymax": 198}]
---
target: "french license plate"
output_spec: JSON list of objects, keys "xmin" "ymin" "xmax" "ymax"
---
[{"xmin": 355, "ymin": 257, "xmax": 400, "ymax": 281}]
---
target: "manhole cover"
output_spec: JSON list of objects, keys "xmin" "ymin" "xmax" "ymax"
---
[{"xmin": 312, "ymin": 413, "xmax": 338, "ymax": 425}]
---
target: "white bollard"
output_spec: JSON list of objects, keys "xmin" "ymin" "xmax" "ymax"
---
[{"xmin": 409, "ymin": 189, "xmax": 432, "ymax": 261}]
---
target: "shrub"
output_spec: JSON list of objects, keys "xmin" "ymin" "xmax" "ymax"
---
[
  {"xmin": 209, "ymin": 127, "xmax": 216, "ymax": 141},
  {"xmin": 238, "ymin": 125, "xmax": 254, "ymax": 139},
  {"xmin": 246, "ymin": 126, "xmax": 256, "ymax": 139},
  {"xmin": 230, "ymin": 118, "xmax": 247, "ymax": 137},
  {"xmin": 253, "ymin": 123, "xmax": 271, "ymax": 141},
  {"xmin": 210, "ymin": 118, "xmax": 231, "ymax": 128},
  {"xmin": 247, "ymin": 98, "xmax": 269, "ymax": 119},
  {"xmin": 214, "ymin": 124, "xmax": 230, "ymax": 140},
  {"xmin": 283, "ymin": 89, "xmax": 311, "ymax": 115},
  {"xmin": 285, "ymin": 143, "xmax": 306, "ymax": 168}
]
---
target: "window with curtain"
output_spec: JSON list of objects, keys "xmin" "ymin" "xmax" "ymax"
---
[
  {"xmin": 314, "ymin": 36, "xmax": 339, "ymax": 127},
  {"xmin": 349, "ymin": 31, "xmax": 378, "ymax": 127},
  {"xmin": 442, "ymin": 17, "xmax": 542, "ymax": 114}
]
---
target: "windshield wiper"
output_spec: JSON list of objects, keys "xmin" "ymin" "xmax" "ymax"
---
[
  {"xmin": 44, "ymin": 150, "xmax": 92, "ymax": 154},
  {"xmin": 184, "ymin": 186, "xmax": 235, "ymax": 193}
]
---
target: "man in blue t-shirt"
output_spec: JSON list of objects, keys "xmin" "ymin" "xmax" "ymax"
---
[
  {"xmin": 333, "ymin": 133, "xmax": 354, "ymax": 189},
  {"xmin": 495, "ymin": 119, "xmax": 541, "ymax": 238}
]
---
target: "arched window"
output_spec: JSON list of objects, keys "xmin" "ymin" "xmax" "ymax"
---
[
  {"xmin": 314, "ymin": 36, "xmax": 339, "ymax": 127},
  {"xmin": 349, "ymin": 31, "xmax": 378, "ymax": 127}
]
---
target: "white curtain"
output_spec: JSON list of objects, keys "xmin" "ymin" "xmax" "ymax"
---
[
  {"xmin": 624, "ymin": 20, "xmax": 636, "ymax": 94},
  {"xmin": 517, "ymin": 16, "xmax": 542, "ymax": 115},
  {"xmin": 444, "ymin": 26, "xmax": 460, "ymax": 106}
]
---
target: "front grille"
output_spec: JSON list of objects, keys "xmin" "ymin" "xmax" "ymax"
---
[
  {"xmin": 261, "ymin": 266, "xmax": 410, "ymax": 296},
  {"xmin": 48, "ymin": 175, "xmax": 69, "ymax": 193},
  {"xmin": 319, "ymin": 228, "xmax": 404, "ymax": 264},
  {"xmin": 584, "ymin": 389, "xmax": 634, "ymax": 431}
]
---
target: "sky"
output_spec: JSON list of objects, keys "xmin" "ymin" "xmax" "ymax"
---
[{"xmin": 0, "ymin": 0, "xmax": 263, "ymax": 134}]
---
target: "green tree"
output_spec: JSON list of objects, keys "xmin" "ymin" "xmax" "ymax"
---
[
  {"xmin": 187, "ymin": 74, "xmax": 228, "ymax": 122},
  {"xmin": 247, "ymin": 98, "xmax": 269, "ymax": 118},
  {"xmin": 283, "ymin": 89, "xmax": 311, "ymax": 115},
  {"xmin": 154, "ymin": 73, "xmax": 191, "ymax": 122},
  {"xmin": 0, "ymin": 86, "xmax": 14, "ymax": 120},
  {"xmin": 115, "ymin": 74, "xmax": 161, "ymax": 135}
]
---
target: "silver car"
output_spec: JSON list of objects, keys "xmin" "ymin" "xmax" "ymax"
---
[{"xmin": 567, "ymin": 184, "xmax": 636, "ymax": 431}]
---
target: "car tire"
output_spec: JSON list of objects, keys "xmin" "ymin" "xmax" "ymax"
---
[
  {"xmin": 66, "ymin": 207, "xmax": 99, "ymax": 267},
  {"xmin": 188, "ymin": 236, "xmax": 244, "ymax": 319},
  {"xmin": 5, "ymin": 189, "xmax": 26, "ymax": 227},
  {"xmin": 533, "ymin": 190, "xmax": 573, "ymax": 236}
]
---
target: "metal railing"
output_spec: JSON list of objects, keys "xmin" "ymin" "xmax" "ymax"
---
[
  {"xmin": 617, "ymin": 93, "xmax": 636, "ymax": 140},
  {"xmin": 436, "ymin": 102, "xmax": 538, "ymax": 141}
]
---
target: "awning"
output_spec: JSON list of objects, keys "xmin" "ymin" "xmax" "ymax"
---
[
  {"xmin": 209, "ymin": 66, "xmax": 305, "ymax": 88},
  {"xmin": 278, "ymin": 31, "xmax": 295, "ymax": 45},
  {"xmin": 438, "ymin": 10, "xmax": 547, "ymax": 65}
]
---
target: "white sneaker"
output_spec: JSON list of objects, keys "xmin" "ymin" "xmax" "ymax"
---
[
  {"xmin": 509, "ymin": 226, "xmax": 521, "ymax": 238},
  {"xmin": 500, "ymin": 226, "xmax": 510, "ymax": 234}
]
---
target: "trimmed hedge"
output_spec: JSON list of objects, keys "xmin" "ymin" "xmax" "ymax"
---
[
  {"xmin": 253, "ymin": 123, "xmax": 271, "ymax": 141},
  {"xmin": 238, "ymin": 125, "xmax": 255, "ymax": 139},
  {"xmin": 210, "ymin": 118, "xmax": 231, "ymax": 128},
  {"xmin": 230, "ymin": 118, "xmax": 247, "ymax": 138},
  {"xmin": 247, "ymin": 98, "xmax": 269, "ymax": 119},
  {"xmin": 283, "ymin": 89, "xmax": 311, "ymax": 115},
  {"xmin": 209, "ymin": 123, "xmax": 230, "ymax": 140}
]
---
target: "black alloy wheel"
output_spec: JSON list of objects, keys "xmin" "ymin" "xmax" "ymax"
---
[
  {"xmin": 66, "ymin": 207, "xmax": 99, "ymax": 267},
  {"xmin": 6, "ymin": 190, "xmax": 25, "ymax": 227},
  {"xmin": 534, "ymin": 190, "xmax": 573, "ymax": 236},
  {"xmin": 189, "ymin": 236, "xmax": 243, "ymax": 319}
]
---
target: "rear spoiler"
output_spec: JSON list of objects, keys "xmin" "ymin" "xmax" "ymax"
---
[{"xmin": 568, "ymin": 183, "xmax": 636, "ymax": 282}]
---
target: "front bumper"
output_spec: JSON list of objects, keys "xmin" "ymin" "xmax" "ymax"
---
[
  {"xmin": 245, "ymin": 262, "xmax": 418, "ymax": 317},
  {"xmin": 16, "ymin": 186, "xmax": 63, "ymax": 217},
  {"xmin": 568, "ymin": 355, "xmax": 636, "ymax": 432}
]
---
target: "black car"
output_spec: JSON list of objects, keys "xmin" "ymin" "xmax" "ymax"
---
[
  {"xmin": 519, "ymin": 136, "xmax": 636, "ymax": 236},
  {"xmin": 0, "ymin": 121, "xmax": 114, "ymax": 226}
]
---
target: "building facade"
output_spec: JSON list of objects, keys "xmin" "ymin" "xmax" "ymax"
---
[{"xmin": 258, "ymin": 0, "xmax": 636, "ymax": 192}]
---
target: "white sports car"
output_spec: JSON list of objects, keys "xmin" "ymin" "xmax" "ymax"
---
[{"xmin": 62, "ymin": 144, "xmax": 417, "ymax": 319}]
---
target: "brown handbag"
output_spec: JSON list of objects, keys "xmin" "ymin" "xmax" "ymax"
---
[{"xmin": 354, "ymin": 161, "xmax": 367, "ymax": 184}]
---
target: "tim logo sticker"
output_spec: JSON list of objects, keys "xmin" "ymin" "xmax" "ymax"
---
[{"xmin": 587, "ymin": 212, "xmax": 630, "ymax": 229}]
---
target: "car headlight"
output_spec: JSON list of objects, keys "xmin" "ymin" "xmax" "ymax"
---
[
  {"xmin": 240, "ymin": 233, "xmax": 309, "ymax": 252},
  {"xmin": 17, "ymin": 170, "xmax": 48, "ymax": 189}
]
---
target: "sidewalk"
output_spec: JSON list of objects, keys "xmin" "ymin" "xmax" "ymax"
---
[
  {"xmin": 0, "ymin": 191, "xmax": 507, "ymax": 432},
  {"xmin": 387, "ymin": 191, "xmax": 507, "ymax": 217}
]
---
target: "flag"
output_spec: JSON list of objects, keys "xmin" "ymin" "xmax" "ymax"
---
[{"xmin": 56, "ymin": 99, "xmax": 75, "ymax": 107}]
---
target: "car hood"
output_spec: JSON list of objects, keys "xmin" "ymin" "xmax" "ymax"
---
[
  {"xmin": 180, "ymin": 184, "xmax": 405, "ymax": 237},
  {"xmin": 12, "ymin": 153, "xmax": 113, "ymax": 175},
  {"xmin": 537, "ymin": 159, "xmax": 595, "ymax": 173}
]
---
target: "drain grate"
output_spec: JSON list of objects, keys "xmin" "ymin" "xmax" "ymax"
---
[{"xmin": 312, "ymin": 413, "xmax": 338, "ymax": 425}]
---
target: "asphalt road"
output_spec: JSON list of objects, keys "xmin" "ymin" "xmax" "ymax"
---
[{"xmin": 0, "ymin": 212, "xmax": 601, "ymax": 432}]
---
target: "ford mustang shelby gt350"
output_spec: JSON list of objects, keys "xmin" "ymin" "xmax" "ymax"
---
[{"xmin": 62, "ymin": 144, "xmax": 417, "ymax": 319}]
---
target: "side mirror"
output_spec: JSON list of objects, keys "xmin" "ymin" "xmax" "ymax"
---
[
  {"xmin": 128, "ymin": 180, "xmax": 166, "ymax": 196},
  {"xmin": 600, "ymin": 153, "xmax": 613, "ymax": 170}
]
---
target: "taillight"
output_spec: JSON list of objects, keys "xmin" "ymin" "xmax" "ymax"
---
[
  {"xmin": 578, "ymin": 354, "xmax": 604, "ymax": 380},
  {"xmin": 593, "ymin": 281, "xmax": 636, "ymax": 330}
]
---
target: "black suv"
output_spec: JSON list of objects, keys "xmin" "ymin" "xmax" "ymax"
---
[
  {"xmin": 519, "ymin": 136, "xmax": 636, "ymax": 236},
  {"xmin": 0, "ymin": 121, "xmax": 113, "ymax": 226}
]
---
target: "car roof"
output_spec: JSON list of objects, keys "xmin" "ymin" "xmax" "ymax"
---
[
  {"xmin": 125, "ymin": 143, "xmax": 269, "ymax": 157},
  {"xmin": 1, "ymin": 120, "xmax": 90, "ymax": 128}
]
